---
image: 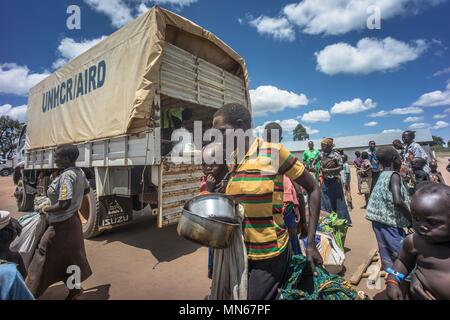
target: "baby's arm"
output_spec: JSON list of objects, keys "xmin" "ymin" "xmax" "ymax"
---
[{"xmin": 386, "ymin": 234, "xmax": 417, "ymax": 300}]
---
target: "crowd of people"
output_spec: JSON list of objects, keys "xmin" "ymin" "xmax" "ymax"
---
[
  {"xmin": 1, "ymin": 102, "xmax": 449, "ymax": 301},
  {"xmin": 198, "ymin": 104, "xmax": 449, "ymax": 301}
]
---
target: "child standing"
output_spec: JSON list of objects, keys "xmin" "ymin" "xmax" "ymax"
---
[
  {"xmin": 365, "ymin": 147, "xmax": 412, "ymax": 271},
  {"xmin": 283, "ymin": 176, "xmax": 302, "ymax": 255},
  {"xmin": 341, "ymin": 154, "xmax": 353, "ymax": 210},
  {"xmin": 357, "ymin": 152, "xmax": 372, "ymax": 207},
  {"xmin": 386, "ymin": 183, "xmax": 450, "ymax": 300}
]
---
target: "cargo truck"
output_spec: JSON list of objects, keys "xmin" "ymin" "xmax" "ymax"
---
[{"xmin": 13, "ymin": 6, "xmax": 251, "ymax": 238}]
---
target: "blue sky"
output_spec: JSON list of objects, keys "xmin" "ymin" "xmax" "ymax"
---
[{"xmin": 1, "ymin": 0, "xmax": 450, "ymax": 142}]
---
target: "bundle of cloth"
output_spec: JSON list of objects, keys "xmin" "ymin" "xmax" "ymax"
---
[
  {"xmin": 9, "ymin": 197, "xmax": 50, "ymax": 269},
  {"xmin": 278, "ymin": 255, "xmax": 368, "ymax": 300}
]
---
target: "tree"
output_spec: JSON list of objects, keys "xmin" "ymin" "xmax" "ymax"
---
[
  {"xmin": 448, "ymin": 140, "xmax": 450, "ymax": 148},
  {"xmin": 0, "ymin": 116, "xmax": 22, "ymax": 160},
  {"xmin": 293, "ymin": 123, "xmax": 309, "ymax": 141},
  {"xmin": 431, "ymin": 135, "xmax": 445, "ymax": 147}
]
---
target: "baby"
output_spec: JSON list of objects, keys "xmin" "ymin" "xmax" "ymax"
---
[
  {"xmin": 386, "ymin": 183, "xmax": 450, "ymax": 300},
  {"xmin": 429, "ymin": 159, "xmax": 445, "ymax": 184},
  {"xmin": 200, "ymin": 142, "xmax": 228, "ymax": 194}
]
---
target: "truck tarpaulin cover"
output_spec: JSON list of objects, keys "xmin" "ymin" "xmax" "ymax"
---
[{"xmin": 26, "ymin": 6, "xmax": 249, "ymax": 150}]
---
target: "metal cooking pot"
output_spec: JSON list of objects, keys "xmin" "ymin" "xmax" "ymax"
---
[
  {"xmin": 184, "ymin": 193, "xmax": 238, "ymax": 223},
  {"xmin": 177, "ymin": 208, "xmax": 239, "ymax": 249}
]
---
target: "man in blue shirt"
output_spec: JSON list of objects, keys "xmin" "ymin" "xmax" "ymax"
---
[{"xmin": 366, "ymin": 141, "xmax": 380, "ymax": 192}]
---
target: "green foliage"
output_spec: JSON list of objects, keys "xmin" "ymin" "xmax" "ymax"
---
[
  {"xmin": 0, "ymin": 116, "xmax": 22, "ymax": 159},
  {"xmin": 293, "ymin": 123, "xmax": 309, "ymax": 141}
]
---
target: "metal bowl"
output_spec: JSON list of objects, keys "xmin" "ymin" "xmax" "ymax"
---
[
  {"xmin": 184, "ymin": 193, "xmax": 238, "ymax": 223},
  {"xmin": 177, "ymin": 209, "xmax": 239, "ymax": 249}
]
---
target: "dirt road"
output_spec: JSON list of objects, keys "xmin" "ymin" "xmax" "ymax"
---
[{"xmin": 0, "ymin": 166, "xmax": 396, "ymax": 299}]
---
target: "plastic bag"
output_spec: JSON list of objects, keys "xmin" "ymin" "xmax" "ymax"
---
[
  {"xmin": 299, "ymin": 231, "xmax": 345, "ymax": 274},
  {"xmin": 318, "ymin": 212, "xmax": 348, "ymax": 251},
  {"xmin": 9, "ymin": 212, "xmax": 41, "ymax": 268}
]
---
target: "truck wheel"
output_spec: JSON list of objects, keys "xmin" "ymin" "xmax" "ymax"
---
[
  {"xmin": 79, "ymin": 186, "xmax": 104, "ymax": 239},
  {"xmin": 15, "ymin": 178, "xmax": 34, "ymax": 211},
  {"xmin": 0, "ymin": 168, "xmax": 10, "ymax": 176}
]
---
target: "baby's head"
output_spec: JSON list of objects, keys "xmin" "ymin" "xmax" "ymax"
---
[
  {"xmin": 376, "ymin": 146, "xmax": 402, "ymax": 171},
  {"xmin": 411, "ymin": 183, "xmax": 450, "ymax": 243},
  {"xmin": 361, "ymin": 151, "xmax": 369, "ymax": 160},
  {"xmin": 202, "ymin": 142, "xmax": 226, "ymax": 177},
  {"xmin": 392, "ymin": 139, "xmax": 403, "ymax": 151},
  {"xmin": 411, "ymin": 157, "xmax": 426, "ymax": 171},
  {"xmin": 429, "ymin": 159, "xmax": 438, "ymax": 172}
]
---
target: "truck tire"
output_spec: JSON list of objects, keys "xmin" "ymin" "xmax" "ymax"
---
[
  {"xmin": 0, "ymin": 168, "xmax": 10, "ymax": 176},
  {"xmin": 15, "ymin": 178, "xmax": 35, "ymax": 211},
  {"xmin": 79, "ymin": 186, "xmax": 104, "ymax": 239}
]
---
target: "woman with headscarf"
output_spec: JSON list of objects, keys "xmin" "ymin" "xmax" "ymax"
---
[
  {"xmin": 319, "ymin": 138, "xmax": 352, "ymax": 225},
  {"xmin": 26, "ymin": 144, "xmax": 92, "ymax": 300}
]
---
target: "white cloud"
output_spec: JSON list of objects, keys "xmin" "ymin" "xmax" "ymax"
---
[
  {"xmin": 0, "ymin": 63, "xmax": 49, "ymax": 96},
  {"xmin": 382, "ymin": 129, "xmax": 403, "ymax": 134},
  {"xmin": 137, "ymin": 3, "xmax": 150, "ymax": 15},
  {"xmin": 255, "ymin": 119, "xmax": 319, "ymax": 140},
  {"xmin": 369, "ymin": 110, "xmax": 389, "ymax": 118},
  {"xmin": 305, "ymin": 125, "xmax": 320, "ymax": 135},
  {"xmin": 249, "ymin": 16, "xmax": 296, "ymax": 42},
  {"xmin": 52, "ymin": 36, "xmax": 107, "ymax": 69},
  {"xmin": 316, "ymin": 37, "xmax": 427, "ymax": 75},
  {"xmin": 152, "ymin": 0, "xmax": 198, "ymax": 6},
  {"xmin": 84, "ymin": 0, "xmax": 133, "ymax": 28},
  {"xmin": 139, "ymin": 1, "xmax": 200, "ymax": 15},
  {"xmin": 330, "ymin": 98, "xmax": 376, "ymax": 114},
  {"xmin": 432, "ymin": 121, "xmax": 449, "ymax": 130},
  {"xmin": 364, "ymin": 121, "xmax": 378, "ymax": 127},
  {"xmin": 404, "ymin": 116, "xmax": 423, "ymax": 123},
  {"xmin": 412, "ymin": 82, "xmax": 450, "ymax": 107},
  {"xmin": 390, "ymin": 107, "xmax": 424, "ymax": 115},
  {"xmin": 371, "ymin": 107, "xmax": 424, "ymax": 117},
  {"xmin": 300, "ymin": 110, "xmax": 330, "ymax": 123},
  {"xmin": 0, "ymin": 104, "xmax": 27, "ymax": 123},
  {"xmin": 250, "ymin": 85, "xmax": 308, "ymax": 117},
  {"xmin": 433, "ymin": 114, "xmax": 447, "ymax": 119},
  {"xmin": 85, "ymin": 0, "xmax": 198, "ymax": 27},
  {"xmin": 433, "ymin": 66, "xmax": 450, "ymax": 77},
  {"xmin": 282, "ymin": 0, "xmax": 444, "ymax": 36},
  {"xmin": 408, "ymin": 122, "xmax": 429, "ymax": 129}
]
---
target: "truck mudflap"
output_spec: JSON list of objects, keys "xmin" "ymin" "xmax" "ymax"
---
[
  {"xmin": 98, "ymin": 195, "xmax": 133, "ymax": 230},
  {"xmin": 158, "ymin": 161, "xmax": 203, "ymax": 228}
]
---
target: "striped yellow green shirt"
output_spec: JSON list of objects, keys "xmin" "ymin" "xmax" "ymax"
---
[{"xmin": 226, "ymin": 138, "xmax": 305, "ymax": 260}]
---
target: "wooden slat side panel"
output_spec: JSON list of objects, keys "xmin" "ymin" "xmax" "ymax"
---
[{"xmin": 159, "ymin": 161, "xmax": 202, "ymax": 227}]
